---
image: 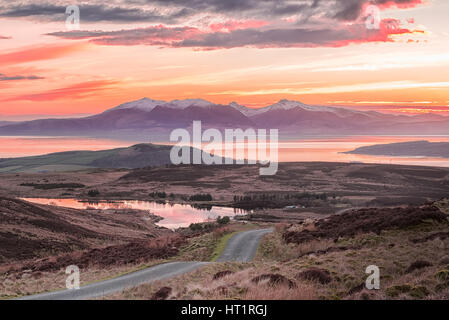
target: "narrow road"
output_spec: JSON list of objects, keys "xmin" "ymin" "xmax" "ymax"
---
[
  {"xmin": 216, "ymin": 228, "xmax": 273, "ymax": 262},
  {"xmin": 19, "ymin": 228, "xmax": 273, "ymax": 300}
]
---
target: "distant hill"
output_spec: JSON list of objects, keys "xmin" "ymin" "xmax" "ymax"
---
[
  {"xmin": 0, "ymin": 143, "xmax": 174, "ymax": 173},
  {"xmin": 0, "ymin": 143, "xmax": 231, "ymax": 173},
  {"xmin": 0, "ymin": 98, "xmax": 448, "ymax": 139},
  {"xmin": 344, "ymin": 141, "xmax": 449, "ymax": 158},
  {"xmin": 0, "ymin": 121, "xmax": 14, "ymax": 127}
]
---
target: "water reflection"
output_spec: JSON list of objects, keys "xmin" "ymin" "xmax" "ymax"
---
[{"xmin": 21, "ymin": 198, "xmax": 247, "ymax": 229}]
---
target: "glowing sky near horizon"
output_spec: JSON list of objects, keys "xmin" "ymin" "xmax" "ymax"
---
[{"xmin": 0, "ymin": 0, "xmax": 448, "ymax": 119}]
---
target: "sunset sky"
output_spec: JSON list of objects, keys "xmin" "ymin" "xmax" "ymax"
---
[{"xmin": 1, "ymin": 0, "xmax": 448, "ymax": 119}]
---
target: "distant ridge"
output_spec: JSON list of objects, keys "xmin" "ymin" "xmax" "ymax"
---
[
  {"xmin": 344, "ymin": 141, "xmax": 449, "ymax": 158},
  {"xmin": 0, "ymin": 121, "xmax": 14, "ymax": 127}
]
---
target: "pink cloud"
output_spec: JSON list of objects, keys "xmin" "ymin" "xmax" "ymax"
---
[
  {"xmin": 376, "ymin": 0, "xmax": 425, "ymax": 9},
  {"xmin": 330, "ymin": 19, "xmax": 424, "ymax": 47}
]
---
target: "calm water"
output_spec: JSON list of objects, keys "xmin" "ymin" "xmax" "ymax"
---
[
  {"xmin": 273, "ymin": 136, "xmax": 449, "ymax": 167},
  {"xmin": 0, "ymin": 136, "xmax": 136, "ymax": 158},
  {"xmin": 21, "ymin": 198, "xmax": 246, "ymax": 229},
  {"xmin": 1, "ymin": 135, "xmax": 449, "ymax": 167}
]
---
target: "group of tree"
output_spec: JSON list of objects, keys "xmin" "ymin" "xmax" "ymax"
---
[
  {"xmin": 189, "ymin": 216, "xmax": 230, "ymax": 231},
  {"xmin": 189, "ymin": 193, "xmax": 213, "ymax": 201},
  {"xmin": 149, "ymin": 191, "xmax": 167, "ymax": 199},
  {"xmin": 87, "ymin": 189, "xmax": 100, "ymax": 197},
  {"xmin": 233, "ymin": 192, "xmax": 332, "ymax": 202}
]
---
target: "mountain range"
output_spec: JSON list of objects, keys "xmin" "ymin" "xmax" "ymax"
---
[{"xmin": 0, "ymin": 98, "xmax": 448, "ymax": 140}]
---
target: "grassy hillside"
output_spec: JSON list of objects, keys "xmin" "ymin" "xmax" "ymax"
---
[
  {"xmin": 0, "ymin": 197, "xmax": 170, "ymax": 264},
  {"xmin": 105, "ymin": 202, "xmax": 449, "ymax": 300},
  {"xmin": 0, "ymin": 143, "xmax": 173, "ymax": 173}
]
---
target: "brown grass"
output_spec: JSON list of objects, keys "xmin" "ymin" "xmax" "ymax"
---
[
  {"xmin": 283, "ymin": 205, "xmax": 447, "ymax": 244},
  {"xmin": 243, "ymin": 284, "xmax": 316, "ymax": 300},
  {"xmin": 103, "ymin": 263, "xmax": 317, "ymax": 300},
  {"xmin": 255, "ymin": 215, "xmax": 449, "ymax": 300}
]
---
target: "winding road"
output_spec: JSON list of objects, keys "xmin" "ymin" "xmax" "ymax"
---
[{"xmin": 19, "ymin": 228, "xmax": 273, "ymax": 300}]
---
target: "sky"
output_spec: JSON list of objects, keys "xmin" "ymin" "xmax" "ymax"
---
[{"xmin": 0, "ymin": 0, "xmax": 448, "ymax": 119}]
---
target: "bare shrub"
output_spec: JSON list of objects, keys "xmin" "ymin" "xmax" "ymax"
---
[
  {"xmin": 151, "ymin": 287, "xmax": 172, "ymax": 300},
  {"xmin": 213, "ymin": 270, "xmax": 234, "ymax": 280},
  {"xmin": 406, "ymin": 260, "xmax": 433, "ymax": 273},
  {"xmin": 297, "ymin": 268, "xmax": 332, "ymax": 284},
  {"xmin": 251, "ymin": 274, "xmax": 296, "ymax": 289}
]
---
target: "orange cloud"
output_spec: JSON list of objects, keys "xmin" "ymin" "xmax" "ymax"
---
[
  {"xmin": 0, "ymin": 42, "xmax": 87, "ymax": 66},
  {"xmin": 3, "ymin": 80, "xmax": 119, "ymax": 102}
]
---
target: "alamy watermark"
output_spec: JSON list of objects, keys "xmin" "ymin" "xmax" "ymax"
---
[
  {"xmin": 66, "ymin": 5, "xmax": 80, "ymax": 30},
  {"xmin": 65, "ymin": 265, "xmax": 80, "ymax": 290},
  {"xmin": 365, "ymin": 5, "xmax": 381, "ymax": 30},
  {"xmin": 365, "ymin": 265, "xmax": 380, "ymax": 290},
  {"xmin": 169, "ymin": 121, "xmax": 279, "ymax": 175}
]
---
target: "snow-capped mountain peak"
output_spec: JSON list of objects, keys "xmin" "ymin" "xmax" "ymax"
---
[
  {"xmin": 168, "ymin": 99, "xmax": 214, "ymax": 109},
  {"xmin": 267, "ymin": 99, "xmax": 334, "ymax": 112},
  {"xmin": 248, "ymin": 99, "xmax": 316, "ymax": 115},
  {"xmin": 110, "ymin": 98, "xmax": 166, "ymax": 112},
  {"xmin": 271, "ymin": 99, "xmax": 308, "ymax": 109},
  {"xmin": 229, "ymin": 102, "xmax": 260, "ymax": 116},
  {"xmin": 108, "ymin": 98, "xmax": 218, "ymax": 113},
  {"xmin": 229, "ymin": 99, "xmax": 339, "ymax": 116}
]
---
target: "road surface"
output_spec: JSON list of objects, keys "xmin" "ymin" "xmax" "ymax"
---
[
  {"xmin": 216, "ymin": 228, "xmax": 273, "ymax": 262},
  {"xmin": 19, "ymin": 228, "xmax": 273, "ymax": 300}
]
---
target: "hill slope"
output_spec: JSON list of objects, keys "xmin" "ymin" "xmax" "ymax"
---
[
  {"xmin": 0, "ymin": 197, "xmax": 168, "ymax": 264},
  {"xmin": 0, "ymin": 143, "xmax": 173, "ymax": 173}
]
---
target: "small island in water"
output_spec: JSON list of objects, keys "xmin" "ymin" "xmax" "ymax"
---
[{"xmin": 344, "ymin": 140, "xmax": 449, "ymax": 158}]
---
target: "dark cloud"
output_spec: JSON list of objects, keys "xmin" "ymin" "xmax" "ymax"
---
[
  {"xmin": 331, "ymin": 0, "xmax": 424, "ymax": 21},
  {"xmin": 143, "ymin": 0, "xmax": 423, "ymax": 20},
  {"xmin": 0, "ymin": 0, "xmax": 424, "ymax": 24},
  {"xmin": 0, "ymin": 35, "xmax": 11, "ymax": 39},
  {"xmin": 47, "ymin": 18, "xmax": 419, "ymax": 49},
  {"xmin": 0, "ymin": 73, "xmax": 44, "ymax": 81},
  {"xmin": 333, "ymin": 0, "xmax": 366, "ymax": 21},
  {"xmin": 3, "ymin": 0, "xmax": 425, "ymax": 50},
  {"xmin": 177, "ymin": 27, "xmax": 351, "ymax": 48},
  {"xmin": 0, "ymin": 3, "xmax": 193, "ymax": 24},
  {"xmin": 148, "ymin": 0, "xmax": 310, "ymax": 17},
  {"xmin": 47, "ymin": 26, "xmax": 200, "ymax": 46}
]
